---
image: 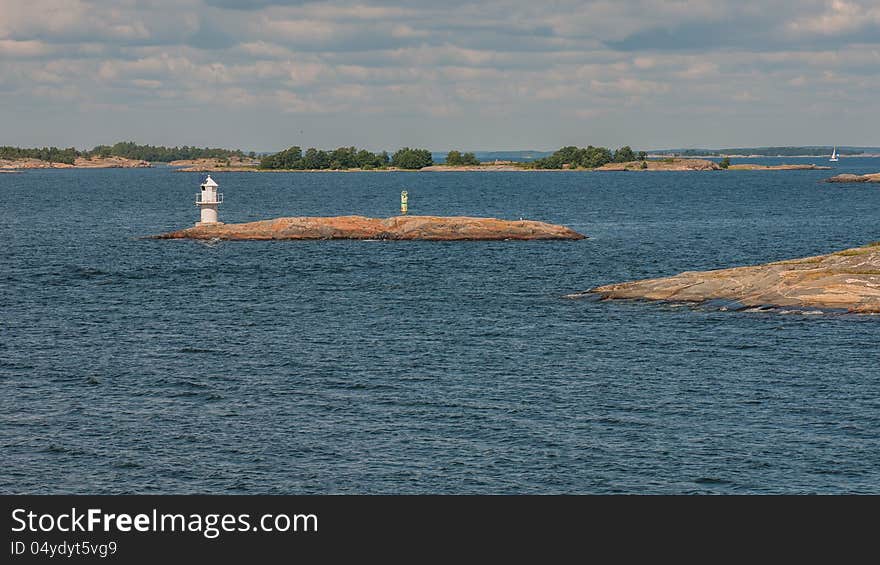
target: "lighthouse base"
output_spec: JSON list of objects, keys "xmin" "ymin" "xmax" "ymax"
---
[{"xmin": 195, "ymin": 221, "xmax": 225, "ymax": 227}]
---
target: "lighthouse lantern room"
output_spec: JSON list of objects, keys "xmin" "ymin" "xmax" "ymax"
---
[{"xmin": 195, "ymin": 175, "xmax": 223, "ymax": 225}]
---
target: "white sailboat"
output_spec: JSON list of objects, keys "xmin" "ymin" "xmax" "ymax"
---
[{"xmin": 829, "ymin": 147, "xmax": 839, "ymax": 162}]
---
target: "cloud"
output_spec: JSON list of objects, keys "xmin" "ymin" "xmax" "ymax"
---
[
  {"xmin": 786, "ymin": 0, "xmax": 880, "ymax": 36},
  {"xmin": 203, "ymin": 0, "xmax": 312, "ymax": 9},
  {"xmin": 0, "ymin": 39, "xmax": 54, "ymax": 57},
  {"xmin": 1, "ymin": 0, "xmax": 879, "ymax": 150}
]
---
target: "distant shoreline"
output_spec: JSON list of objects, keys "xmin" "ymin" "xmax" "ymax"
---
[
  {"xmin": 0, "ymin": 161, "xmax": 845, "ymax": 173},
  {"xmin": 169, "ymin": 157, "xmax": 837, "ymax": 173},
  {"xmin": 0, "ymin": 153, "xmax": 872, "ymax": 173}
]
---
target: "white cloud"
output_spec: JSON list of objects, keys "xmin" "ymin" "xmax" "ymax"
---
[
  {"xmin": 0, "ymin": 39, "xmax": 53, "ymax": 57},
  {"xmin": 786, "ymin": 0, "xmax": 880, "ymax": 36}
]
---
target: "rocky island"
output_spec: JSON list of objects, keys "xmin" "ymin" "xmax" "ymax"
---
[
  {"xmin": 826, "ymin": 173, "xmax": 880, "ymax": 183},
  {"xmin": 596, "ymin": 158, "xmax": 721, "ymax": 171},
  {"xmin": 154, "ymin": 215, "xmax": 586, "ymax": 241},
  {"xmin": 581, "ymin": 242, "xmax": 880, "ymax": 313}
]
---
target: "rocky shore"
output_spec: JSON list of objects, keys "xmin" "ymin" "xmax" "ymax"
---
[
  {"xmin": 419, "ymin": 164, "xmax": 523, "ymax": 172},
  {"xmin": 74, "ymin": 156, "xmax": 151, "ymax": 168},
  {"xmin": 0, "ymin": 156, "xmax": 150, "ymax": 169},
  {"xmin": 154, "ymin": 215, "xmax": 586, "ymax": 241},
  {"xmin": 582, "ymin": 242, "xmax": 880, "ymax": 313},
  {"xmin": 169, "ymin": 157, "xmax": 261, "ymax": 172},
  {"xmin": 825, "ymin": 173, "xmax": 880, "ymax": 183},
  {"xmin": 596, "ymin": 158, "xmax": 720, "ymax": 171}
]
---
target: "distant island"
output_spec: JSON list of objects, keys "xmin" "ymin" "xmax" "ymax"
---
[
  {"xmin": 652, "ymin": 146, "xmax": 880, "ymax": 157},
  {"xmin": 0, "ymin": 142, "xmax": 643, "ymax": 171},
  {"xmin": 0, "ymin": 141, "xmax": 867, "ymax": 173}
]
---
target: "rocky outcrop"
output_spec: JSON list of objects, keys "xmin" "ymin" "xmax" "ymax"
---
[
  {"xmin": 169, "ymin": 157, "xmax": 260, "ymax": 172},
  {"xmin": 596, "ymin": 159, "xmax": 721, "ymax": 171},
  {"xmin": 582, "ymin": 243, "xmax": 880, "ymax": 313},
  {"xmin": 72, "ymin": 156, "xmax": 151, "ymax": 168},
  {"xmin": 728, "ymin": 163, "xmax": 831, "ymax": 170},
  {"xmin": 0, "ymin": 156, "xmax": 150, "ymax": 169},
  {"xmin": 825, "ymin": 173, "xmax": 880, "ymax": 183},
  {"xmin": 154, "ymin": 215, "xmax": 586, "ymax": 241},
  {"xmin": 0, "ymin": 158, "xmax": 74, "ymax": 169},
  {"xmin": 419, "ymin": 164, "xmax": 523, "ymax": 171}
]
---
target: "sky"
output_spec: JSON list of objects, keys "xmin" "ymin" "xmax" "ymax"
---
[{"xmin": 1, "ymin": 0, "xmax": 879, "ymax": 152}]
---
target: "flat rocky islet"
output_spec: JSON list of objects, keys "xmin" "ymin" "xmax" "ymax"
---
[
  {"xmin": 826, "ymin": 173, "xmax": 880, "ymax": 183},
  {"xmin": 584, "ymin": 242, "xmax": 880, "ymax": 313},
  {"xmin": 154, "ymin": 215, "xmax": 586, "ymax": 241}
]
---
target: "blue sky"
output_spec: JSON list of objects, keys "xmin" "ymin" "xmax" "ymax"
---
[{"xmin": 1, "ymin": 0, "xmax": 878, "ymax": 151}]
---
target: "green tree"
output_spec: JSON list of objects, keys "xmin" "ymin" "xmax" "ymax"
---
[
  {"xmin": 445, "ymin": 150, "xmax": 480, "ymax": 166},
  {"xmin": 584, "ymin": 146, "xmax": 613, "ymax": 168},
  {"xmin": 329, "ymin": 147, "xmax": 358, "ymax": 169},
  {"xmin": 720, "ymin": 157, "xmax": 730, "ymax": 169},
  {"xmin": 260, "ymin": 146, "xmax": 302, "ymax": 169},
  {"xmin": 302, "ymin": 148, "xmax": 330, "ymax": 169},
  {"xmin": 258, "ymin": 146, "xmax": 390, "ymax": 170},
  {"xmin": 531, "ymin": 145, "xmax": 616, "ymax": 169},
  {"xmin": 461, "ymin": 152, "xmax": 480, "ymax": 165},
  {"xmin": 392, "ymin": 147, "xmax": 433, "ymax": 169},
  {"xmin": 446, "ymin": 150, "xmax": 463, "ymax": 166},
  {"xmin": 614, "ymin": 146, "xmax": 636, "ymax": 163}
]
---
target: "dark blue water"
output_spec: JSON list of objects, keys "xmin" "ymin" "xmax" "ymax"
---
[{"xmin": 2, "ymin": 159, "xmax": 879, "ymax": 494}]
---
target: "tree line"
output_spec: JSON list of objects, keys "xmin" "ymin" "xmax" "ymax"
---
[
  {"xmin": 259, "ymin": 146, "xmax": 435, "ymax": 170},
  {"xmin": 89, "ymin": 141, "xmax": 249, "ymax": 162},
  {"xmin": 0, "ymin": 146, "xmax": 80, "ymax": 165},
  {"xmin": 259, "ymin": 145, "xmax": 644, "ymax": 170},
  {"xmin": 0, "ymin": 142, "xmax": 248, "ymax": 164},
  {"xmin": 527, "ymin": 146, "xmax": 646, "ymax": 169}
]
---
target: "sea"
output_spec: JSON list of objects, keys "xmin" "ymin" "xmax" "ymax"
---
[{"xmin": 2, "ymin": 157, "xmax": 879, "ymax": 494}]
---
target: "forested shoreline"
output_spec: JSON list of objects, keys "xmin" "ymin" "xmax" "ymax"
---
[{"xmin": 0, "ymin": 142, "xmax": 248, "ymax": 164}]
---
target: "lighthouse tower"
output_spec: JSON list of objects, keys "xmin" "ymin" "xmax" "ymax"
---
[{"xmin": 195, "ymin": 175, "xmax": 223, "ymax": 225}]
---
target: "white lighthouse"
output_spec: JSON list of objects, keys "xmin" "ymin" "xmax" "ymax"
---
[{"xmin": 195, "ymin": 175, "xmax": 223, "ymax": 225}]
